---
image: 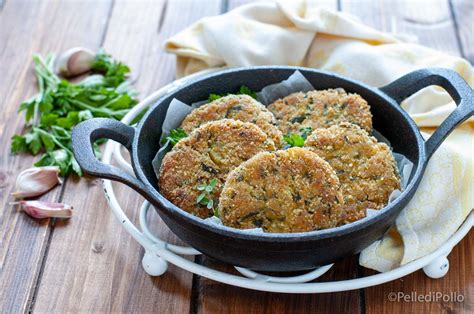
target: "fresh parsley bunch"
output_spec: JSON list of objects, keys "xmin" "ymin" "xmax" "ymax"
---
[
  {"xmin": 208, "ymin": 85, "xmax": 257, "ymax": 102},
  {"xmin": 11, "ymin": 50, "xmax": 138, "ymax": 176},
  {"xmin": 161, "ymin": 128, "xmax": 187, "ymax": 146}
]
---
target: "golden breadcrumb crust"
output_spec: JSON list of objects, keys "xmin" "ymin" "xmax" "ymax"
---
[
  {"xmin": 219, "ymin": 147, "xmax": 344, "ymax": 233},
  {"xmin": 159, "ymin": 119, "xmax": 275, "ymax": 218},
  {"xmin": 305, "ymin": 122, "xmax": 400, "ymax": 223},
  {"xmin": 268, "ymin": 89, "xmax": 372, "ymax": 134},
  {"xmin": 180, "ymin": 94, "xmax": 283, "ymax": 147}
]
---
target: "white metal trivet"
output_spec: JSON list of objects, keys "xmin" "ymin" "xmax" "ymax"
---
[{"xmin": 100, "ymin": 68, "xmax": 473, "ymax": 293}]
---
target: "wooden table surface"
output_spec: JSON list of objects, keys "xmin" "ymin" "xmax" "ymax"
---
[{"xmin": 0, "ymin": 0, "xmax": 472, "ymax": 313}]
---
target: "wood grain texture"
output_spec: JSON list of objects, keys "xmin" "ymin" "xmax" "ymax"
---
[
  {"xmin": 228, "ymin": 0, "xmax": 338, "ymax": 10},
  {"xmin": 196, "ymin": 256, "xmax": 361, "ymax": 314},
  {"xmin": 361, "ymin": 230, "xmax": 473, "ymax": 314},
  {"xmin": 32, "ymin": 0, "xmax": 223, "ymax": 312},
  {"xmin": 341, "ymin": 0, "xmax": 461, "ymax": 56},
  {"xmin": 0, "ymin": 1, "xmax": 112, "ymax": 313},
  {"xmin": 451, "ymin": 0, "xmax": 474, "ymax": 63}
]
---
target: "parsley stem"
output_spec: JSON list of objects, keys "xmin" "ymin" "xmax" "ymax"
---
[
  {"xmin": 67, "ymin": 98, "xmax": 127, "ymax": 119},
  {"xmin": 32, "ymin": 54, "xmax": 60, "ymax": 86},
  {"xmin": 32, "ymin": 60, "xmax": 45, "ymax": 128},
  {"xmin": 32, "ymin": 127, "xmax": 73, "ymax": 154}
]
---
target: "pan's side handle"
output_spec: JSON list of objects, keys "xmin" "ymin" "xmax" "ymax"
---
[
  {"xmin": 380, "ymin": 68, "xmax": 474, "ymax": 160},
  {"xmin": 72, "ymin": 118, "xmax": 155, "ymax": 202}
]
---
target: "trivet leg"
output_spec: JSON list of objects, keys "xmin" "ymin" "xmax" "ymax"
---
[
  {"xmin": 422, "ymin": 256, "xmax": 449, "ymax": 279},
  {"xmin": 142, "ymin": 250, "xmax": 168, "ymax": 276}
]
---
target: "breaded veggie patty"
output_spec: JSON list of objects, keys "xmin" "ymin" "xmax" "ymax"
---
[
  {"xmin": 219, "ymin": 147, "xmax": 344, "ymax": 233},
  {"xmin": 159, "ymin": 119, "xmax": 276, "ymax": 218},
  {"xmin": 180, "ymin": 94, "xmax": 283, "ymax": 147},
  {"xmin": 267, "ymin": 88, "xmax": 372, "ymax": 134},
  {"xmin": 304, "ymin": 123, "xmax": 400, "ymax": 223}
]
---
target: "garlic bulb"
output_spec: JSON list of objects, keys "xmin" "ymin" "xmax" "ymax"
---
[
  {"xmin": 55, "ymin": 47, "xmax": 95, "ymax": 77},
  {"xmin": 12, "ymin": 166, "xmax": 61, "ymax": 198},
  {"xmin": 14, "ymin": 200, "xmax": 73, "ymax": 219}
]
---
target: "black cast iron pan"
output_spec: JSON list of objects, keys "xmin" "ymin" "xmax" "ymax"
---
[{"xmin": 72, "ymin": 67, "xmax": 473, "ymax": 272}]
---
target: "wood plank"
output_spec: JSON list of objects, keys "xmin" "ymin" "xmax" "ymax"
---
[
  {"xmin": 197, "ymin": 256, "xmax": 362, "ymax": 314},
  {"xmin": 340, "ymin": 1, "xmax": 473, "ymax": 313},
  {"xmin": 99, "ymin": 0, "xmax": 225, "ymax": 93},
  {"xmin": 450, "ymin": 0, "xmax": 474, "ymax": 63},
  {"xmin": 32, "ymin": 0, "xmax": 223, "ymax": 312},
  {"xmin": 0, "ymin": 1, "xmax": 112, "ymax": 313},
  {"xmin": 228, "ymin": 0, "xmax": 338, "ymax": 10},
  {"xmin": 341, "ymin": 0, "xmax": 461, "ymax": 55},
  {"xmin": 360, "ymin": 230, "xmax": 473, "ymax": 314},
  {"xmin": 228, "ymin": 0, "xmax": 280, "ymax": 8}
]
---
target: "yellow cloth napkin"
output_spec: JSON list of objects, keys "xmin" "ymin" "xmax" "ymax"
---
[{"xmin": 164, "ymin": 0, "xmax": 474, "ymax": 272}]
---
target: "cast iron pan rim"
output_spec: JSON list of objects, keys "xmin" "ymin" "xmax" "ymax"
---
[{"xmin": 132, "ymin": 66, "xmax": 426, "ymax": 242}]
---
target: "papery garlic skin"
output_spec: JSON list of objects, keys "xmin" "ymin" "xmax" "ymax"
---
[
  {"xmin": 12, "ymin": 166, "xmax": 61, "ymax": 198},
  {"xmin": 17, "ymin": 200, "xmax": 73, "ymax": 219},
  {"xmin": 55, "ymin": 47, "xmax": 95, "ymax": 77}
]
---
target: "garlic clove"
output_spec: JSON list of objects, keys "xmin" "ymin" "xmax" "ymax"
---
[
  {"xmin": 12, "ymin": 166, "xmax": 61, "ymax": 199},
  {"xmin": 55, "ymin": 47, "xmax": 95, "ymax": 78},
  {"xmin": 13, "ymin": 200, "xmax": 73, "ymax": 219}
]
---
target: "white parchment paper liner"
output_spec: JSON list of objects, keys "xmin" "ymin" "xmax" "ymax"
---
[{"xmin": 152, "ymin": 71, "xmax": 414, "ymax": 233}]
